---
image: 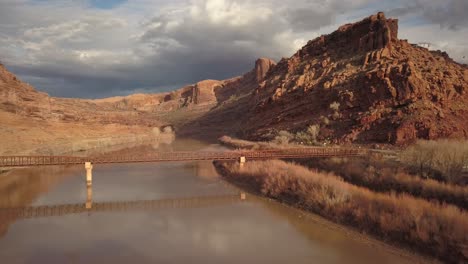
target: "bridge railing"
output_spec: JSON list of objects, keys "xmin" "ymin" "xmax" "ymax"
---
[{"xmin": 0, "ymin": 147, "xmax": 367, "ymax": 167}]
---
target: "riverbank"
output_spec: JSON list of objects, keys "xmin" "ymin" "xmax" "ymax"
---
[
  {"xmin": 0, "ymin": 132, "xmax": 175, "ymax": 173},
  {"xmin": 0, "ymin": 110, "xmax": 176, "ymax": 156},
  {"xmin": 229, "ymin": 185, "xmax": 437, "ymax": 264},
  {"xmin": 219, "ymin": 136, "xmax": 468, "ymax": 212},
  {"xmin": 213, "ymin": 160, "xmax": 468, "ymax": 263},
  {"xmin": 296, "ymin": 157, "xmax": 468, "ymax": 210}
]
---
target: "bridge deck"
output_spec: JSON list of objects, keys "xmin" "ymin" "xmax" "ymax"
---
[{"xmin": 0, "ymin": 148, "xmax": 365, "ymax": 167}]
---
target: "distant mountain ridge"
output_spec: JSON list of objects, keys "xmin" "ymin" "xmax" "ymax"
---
[{"xmin": 0, "ymin": 55, "xmax": 274, "ymax": 154}]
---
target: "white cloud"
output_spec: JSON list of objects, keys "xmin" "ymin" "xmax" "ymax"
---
[
  {"xmin": 399, "ymin": 24, "xmax": 468, "ymax": 63},
  {"xmin": 201, "ymin": 0, "xmax": 273, "ymax": 26}
]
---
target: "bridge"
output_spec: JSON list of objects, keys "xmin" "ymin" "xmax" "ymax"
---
[{"xmin": 0, "ymin": 147, "xmax": 365, "ymax": 167}]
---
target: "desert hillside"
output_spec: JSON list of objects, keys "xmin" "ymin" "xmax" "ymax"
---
[
  {"xmin": 238, "ymin": 12, "xmax": 468, "ymax": 145},
  {"xmin": 1, "ymin": 12, "xmax": 467, "ymax": 152},
  {"xmin": 0, "ymin": 56, "xmax": 274, "ymax": 154}
]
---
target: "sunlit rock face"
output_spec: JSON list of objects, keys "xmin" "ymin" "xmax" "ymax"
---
[{"xmin": 241, "ymin": 12, "xmax": 468, "ymax": 145}]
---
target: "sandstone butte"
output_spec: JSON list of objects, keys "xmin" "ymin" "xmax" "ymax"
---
[{"xmin": 0, "ymin": 12, "xmax": 467, "ymax": 155}]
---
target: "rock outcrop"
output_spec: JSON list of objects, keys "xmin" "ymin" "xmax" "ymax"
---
[
  {"xmin": 241, "ymin": 12, "xmax": 468, "ymax": 145},
  {"xmin": 177, "ymin": 58, "xmax": 277, "ymax": 139},
  {"xmin": 255, "ymin": 58, "xmax": 276, "ymax": 82}
]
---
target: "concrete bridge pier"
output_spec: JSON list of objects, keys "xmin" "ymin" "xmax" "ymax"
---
[
  {"xmin": 239, "ymin": 156, "xmax": 246, "ymax": 168},
  {"xmin": 85, "ymin": 162, "xmax": 93, "ymax": 186},
  {"xmin": 240, "ymin": 192, "xmax": 246, "ymax": 200}
]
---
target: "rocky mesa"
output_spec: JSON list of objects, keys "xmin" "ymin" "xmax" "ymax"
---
[
  {"xmin": 239, "ymin": 12, "xmax": 468, "ymax": 145},
  {"xmin": 1, "ymin": 12, "xmax": 467, "ymax": 152}
]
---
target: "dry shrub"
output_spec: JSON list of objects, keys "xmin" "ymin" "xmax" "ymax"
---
[
  {"xmin": 320, "ymin": 115, "xmax": 330, "ymax": 126},
  {"xmin": 273, "ymin": 130, "xmax": 294, "ymax": 145},
  {"xmin": 218, "ymin": 136, "xmax": 259, "ymax": 149},
  {"xmin": 294, "ymin": 125, "xmax": 321, "ymax": 145},
  {"xmin": 300, "ymin": 157, "xmax": 468, "ymax": 210},
  {"xmin": 329, "ymin": 101, "xmax": 341, "ymax": 120},
  {"xmin": 401, "ymin": 139, "xmax": 468, "ymax": 184},
  {"xmin": 218, "ymin": 135, "xmax": 308, "ymax": 150},
  {"xmin": 215, "ymin": 160, "xmax": 468, "ymax": 263},
  {"xmin": 329, "ymin": 101, "xmax": 340, "ymax": 111},
  {"xmin": 306, "ymin": 125, "xmax": 320, "ymax": 141}
]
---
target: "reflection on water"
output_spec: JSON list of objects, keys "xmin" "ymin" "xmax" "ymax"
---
[
  {"xmin": 0, "ymin": 139, "xmax": 418, "ymax": 264},
  {"xmin": 0, "ymin": 166, "xmax": 79, "ymax": 208},
  {"xmin": 0, "ymin": 190, "xmax": 246, "ymax": 220},
  {"xmin": 86, "ymin": 185, "xmax": 93, "ymax": 209},
  {"xmin": 0, "ymin": 165, "xmax": 80, "ymax": 237}
]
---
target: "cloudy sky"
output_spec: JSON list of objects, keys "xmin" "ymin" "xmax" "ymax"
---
[{"xmin": 0, "ymin": 0, "xmax": 467, "ymax": 98}]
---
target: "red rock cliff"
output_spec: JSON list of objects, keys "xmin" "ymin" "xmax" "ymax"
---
[{"xmin": 242, "ymin": 12, "xmax": 468, "ymax": 145}]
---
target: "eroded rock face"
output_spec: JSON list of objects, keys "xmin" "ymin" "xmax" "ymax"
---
[
  {"xmin": 193, "ymin": 80, "xmax": 222, "ymax": 105},
  {"xmin": 242, "ymin": 12, "xmax": 468, "ymax": 145},
  {"xmin": 0, "ymin": 63, "xmax": 50, "ymax": 117},
  {"xmin": 255, "ymin": 58, "xmax": 276, "ymax": 82}
]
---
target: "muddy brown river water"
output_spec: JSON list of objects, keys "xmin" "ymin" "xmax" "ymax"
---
[{"xmin": 0, "ymin": 139, "xmax": 419, "ymax": 263}]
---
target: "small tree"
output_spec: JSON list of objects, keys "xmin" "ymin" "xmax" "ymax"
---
[
  {"xmin": 332, "ymin": 111, "xmax": 341, "ymax": 120},
  {"xmin": 295, "ymin": 131, "xmax": 309, "ymax": 145},
  {"xmin": 320, "ymin": 116, "xmax": 330, "ymax": 126},
  {"xmin": 330, "ymin": 101, "xmax": 340, "ymax": 111},
  {"xmin": 294, "ymin": 124, "xmax": 321, "ymax": 145},
  {"xmin": 273, "ymin": 130, "xmax": 293, "ymax": 145},
  {"xmin": 329, "ymin": 101, "xmax": 341, "ymax": 120},
  {"xmin": 307, "ymin": 125, "xmax": 320, "ymax": 141}
]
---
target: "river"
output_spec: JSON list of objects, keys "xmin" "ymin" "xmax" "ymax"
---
[{"xmin": 0, "ymin": 139, "xmax": 417, "ymax": 263}]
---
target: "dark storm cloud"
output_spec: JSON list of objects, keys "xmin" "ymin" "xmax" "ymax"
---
[
  {"xmin": 286, "ymin": 8, "xmax": 334, "ymax": 32},
  {"xmin": 0, "ymin": 0, "xmax": 466, "ymax": 98},
  {"xmin": 1, "ymin": 0, "xmax": 301, "ymax": 98},
  {"xmin": 387, "ymin": 0, "xmax": 468, "ymax": 30}
]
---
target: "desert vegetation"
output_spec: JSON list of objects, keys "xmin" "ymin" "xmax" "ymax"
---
[
  {"xmin": 329, "ymin": 101, "xmax": 341, "ymax": 120},
  {"xmin": 221, "ymin": 101, "xmax": 345, "ymax": 148},
  {"xmin": 294, "ymin": 125, "xmax": 321, "ymax": 145},
  {"xmin": 273, "ymin": 130, "xmax": 294, "ymax": 145},
  {"xmin": 299, "ymin": 156, "xmax": 468, "ymax": 210},
  {"xmin": 401, "ymin": 140, "xmax": 468, "ymax": 184},
  {"xmin": 220, "ymin": 136, "xmax": 468, "ymax": 209},
  {"xmin": 220, "ymin": 101, "xmax": 345, "ymax": 148},
  {"xmin": 214, "ymin": 160, "xmax": 468, "ymax": 263},
  {"xmin": 218, "ymin": 135, "xmax": 308, "ymax": 150},
  {"xmin": 293, "ymin": 101, "xmax": 342, "ymax": 145}
]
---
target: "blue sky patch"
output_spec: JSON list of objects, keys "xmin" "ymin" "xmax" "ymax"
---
[{"xmin": 89, "ymin": 0, "xmax": 127, "ymax": 9}]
